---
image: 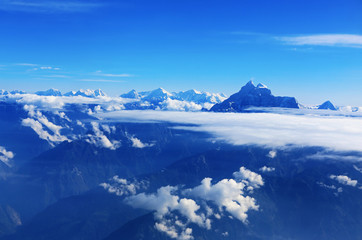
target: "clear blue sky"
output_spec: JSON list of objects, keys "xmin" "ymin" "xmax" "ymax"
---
[{"xmin": 0, "ymin": 0, "xmax": 361, "ymax": 105}]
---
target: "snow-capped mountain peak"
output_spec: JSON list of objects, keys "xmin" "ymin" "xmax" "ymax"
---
[
  {"xmin": 64, "ymin": 89, "xmax": 107, "ymax": 98},
  {"xmin": 257, "ymin": 83, "xmax": 268, "ymax": 89},
  {"xmin": 120, "ymin": 89, "xmax": 139, "ymax": 99}
]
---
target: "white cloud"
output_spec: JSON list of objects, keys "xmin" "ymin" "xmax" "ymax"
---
[
  {"xmin": 0, "ymin": 146, "xmax": 14, "ymax": 166},
  {"xmin": 330, "ymin": 175, "xmax": 358, "ymax": 187},
  {"xmin": 259, "ymin": 166, "xmax": 275, "ymax": 172},
  {"xmin": 277, "ymin": 34, "xmax": 362, "ymax": 48},
  {"xmin": 121, "ymin": 166, "xmax": 263, "ymax": 239},
  {"xmin": 353, "ymin": 165, "xmax": 362, "ymax": 174},
  {"xmin": 86, "ymin": 122, "xmax": 120, "ymax": 150},
  {"xmin": 21, "ymin": 106, "xmax": 69, "ymax": 145},
  {"xmin": 1, "ymin": 93, "xmax": 137, "ymax": 114},
  {"xmin": 22, "ymin": 118, "xmax": 68, "ymax": 145},
  {"xmin": 155, "ymin": 221, "xmax": 179, "ymax": 239},
  {"xmin": 125, "ymin": 186, "xmax": 210, "ymax": 229},
  {"xmin": 100, "ymin": 175, "xmax": 147, "ymax": 196},
  {"xmin": 98, "ymin": 110, "xmax": 362, "ymax": 153},
  {"xmin": 129, "ymin": 136, "xmax": 155, "ymax": 148},
  {"xmin": 233, "ymin": 167, "xmax": 264, "ymax": 189},
  {"xmin": 187, "ymin": 177, "xmax": 259, "ymax": 223},
  {"xmin": 159, "ymin": 99, "xmax": 203, "ymax": 112},
  {"xmin": 267, "ymin": 150, "xmax": 277, "ymax": 158}
]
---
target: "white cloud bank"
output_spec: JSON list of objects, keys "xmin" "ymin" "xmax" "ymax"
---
[
  {"xmin": 122, "ymin": 166, "xmax": 263, "ymax": 240},
  {"xmin": 277, "ymin": 34, "xmax": 362, "ymax": 48},
  {"xmin": 99, "ymin": 110, "xmax": 362, "ymax": 153}
]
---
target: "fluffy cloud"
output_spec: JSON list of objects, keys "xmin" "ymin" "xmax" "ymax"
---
[
  {"xmin": 99, "ymin": 110, "xmax": 362, "ymax": 152},
  {"xmin": 159, "ymin": 99, "xmax": 203, "ymax": 112},
  {"xmin": 0, "ymin": 146, "xmax": 14, "ymax": 166},
  {"xmin": 186, "ymin": 178, "xmax": 258, "ymax": 223},
  {"xmin": 21, "ymin": 105, "xmax": 68, "ymax": 146},
  {"xmin": 267, "ymin": 150, "xmax": 277, "ymax": 158},
  {"xmin": 330, "ymin": 175, "xmax": 358, "ymax": 187},
  {"xmin": 233, "ymin": 167, "xmax": 264, "ymax": 189},
  {"xmin": 86, "ymin": 122, "xmax": 120, "ymax": 150},
  {"xmin": 125, "ymin": 186, "xmax": 210, "ymax": 229},
  {"xmin": 122, "ymin": 166, "xmax": 263, "ymax": 239},
  {"xmin": 22, "ymin": 118, "xmax": 68, "ymax": 146},
  {"xmin": 129, "ymin": 136, "xmax": 155, "ymax": 148},
  {"xmin": 100, "ymin": 175, "xmax": 147, "ymax": 196},
  {"xmin": 259, "ymin": 166, "xmax": 275, "ymax": 172}
]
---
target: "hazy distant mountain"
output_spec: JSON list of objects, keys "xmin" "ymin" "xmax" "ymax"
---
[
  {"xmin": 210, "ymin": 81, "xmax": 299, "ymax": 112},
  {"xmin": 35, "ymin": 88, "xmax": 62, "ymax": 96}
]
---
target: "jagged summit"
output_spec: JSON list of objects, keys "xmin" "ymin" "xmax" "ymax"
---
[
  {"xmin": 210, "ymin": 81, "xmax": 299, "ymax": 112},
  {"xmin": 318, "ymin": 100, "xmax": 337, "ymax": 111},
  {"xmin": 120, "ymin": 89, "xmax": 139, "ymax": 99},
  {"xmin": 64, "ymin": 89, "xmax": 107, "ymax": 98},
  {"xmin": 120, "ymin": 87, "xmax": 227, "ymax": 106}
]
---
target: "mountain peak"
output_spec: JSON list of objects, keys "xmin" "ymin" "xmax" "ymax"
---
[
  {"xmin": 210, "ymin": 80, "xmax": 299, "ymax": 112},
  {"xmin": 64, "ymin": 89, "xmax": 106, "ymax": 98},
  {"xmin": 120, "ymin": 89, "xmax": 139, "ymax": 99},
  {"xmin": 318, "ymin": 100, "xmax": 336, "ymax": 111}
]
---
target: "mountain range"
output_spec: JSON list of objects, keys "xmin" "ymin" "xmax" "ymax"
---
[
  {"xmin": 0, "ymin": 82, "xmax": 361, "ymax": 240},
  {"xmin": 1, "ymin": 81, "xmax": 359, "ymax": 112}
]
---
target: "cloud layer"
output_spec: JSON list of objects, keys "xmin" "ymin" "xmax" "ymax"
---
[{"xmin": 99, "ymin": 110, "xmax": 362, "ymax": 153}]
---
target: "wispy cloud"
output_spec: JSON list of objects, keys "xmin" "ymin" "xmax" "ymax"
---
[
  {"xmin": 79, "ymin": 79, "xmax": 125, "ymax": 83},
  {"xmin": 14, "ymin": 63, "xmax": 38, "ymax": 66},
  {"xmin": 95, "ymin": 71, "xmax": 133, "ymax": 77},
  {"xmin": 276, "ymin": 34, "xmax": 362, "ymax": 48},
  {"xmin": 32, "ymin": 66, "xmax": 60, "ymax": 71},
  {"xmin": 42, "ymin": 75, "xmax": 70, "ymax": 78},
  {"xmin": 0, "ymin": 0, "xmax": 102, "ymax": 13}
]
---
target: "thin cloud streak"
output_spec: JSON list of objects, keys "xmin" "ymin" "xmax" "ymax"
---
[
  {"xmin": 0, "ymin": 0, "xmax": 103, "ymax": 13},
  {"xmin": 94, "ymin": 71, "xmax": 134, "ymax": 77},
  {"xmin": 276, "ymin": 34, "xmax": 362, "ymax": 48},
  {"xmin": 79, "ymin": 79, "xmax": 125, "ymax": 83}
]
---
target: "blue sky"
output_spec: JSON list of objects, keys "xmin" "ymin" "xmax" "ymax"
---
[{"xmin": 0, "ymin": 0, "xmax": 361, "ymax": 105}]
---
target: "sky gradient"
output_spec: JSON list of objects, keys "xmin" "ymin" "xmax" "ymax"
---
[{"xmin": 0, "ymin": 0, "xmax": 361, "ymax": 106}]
